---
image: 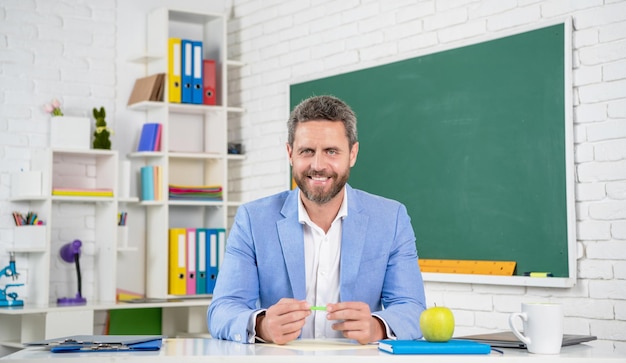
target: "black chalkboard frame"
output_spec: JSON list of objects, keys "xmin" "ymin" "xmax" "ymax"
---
[{"xmin": 289, "ymin": 19, "xmax": 575, "ymax": 288}]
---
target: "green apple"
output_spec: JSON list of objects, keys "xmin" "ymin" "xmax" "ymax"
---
[{"xmin": 419, "ymin": 306, "xmax": 455, "ymax": 342}]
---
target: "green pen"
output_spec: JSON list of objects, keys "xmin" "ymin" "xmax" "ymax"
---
[{"xmin": 310, "ymin": 306, "xmax": 327, "ymax": 311}]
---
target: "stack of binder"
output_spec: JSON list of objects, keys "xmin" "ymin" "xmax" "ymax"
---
[
  {"xmin": 168, "ymin": 38, "xmax": 216, "ymax": 105},
  {"xmin": 168, "ymin": 227, "xmax": 226, "ymax": 295}
]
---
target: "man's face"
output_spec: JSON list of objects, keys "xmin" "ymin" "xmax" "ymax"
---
[{"xmin": 287, "ymin": 120, "xmax": 358, "ymax": 204}]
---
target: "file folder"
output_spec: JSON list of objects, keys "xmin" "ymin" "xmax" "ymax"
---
[
  {"xmin": 203, "ymin": 59, "xmax": 216, "ymax": 105},
  {"xmin": 168, "ymin": 228, "xmax": 186, "ymax": 295},
  {"xmin": 186, "ymin": 228, "xmax": 197, "ymax": 295},
  {"xmin": 26, "ymin": 335, "xmax": 164, "ymax": 353},
  {"xmin": 168, "ymin": 38, "xmax": 182, "ymax": 103},
  {"xmin": 206, "ymin": 229, "xmax": 219, "ymax": 294},
  {"xmin": 191, "ymin": 40, "xmax": 203, "ymax": 104},
  {"xmin": 181, "ymin": 39, "xmax": 193, "ymax": 103},
  {"xmin": 196, "ymin": 229, "xmax": 207, "ymax": 294}
]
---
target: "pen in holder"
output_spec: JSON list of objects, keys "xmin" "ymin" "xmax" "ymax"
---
[{"xmin": 57, "ymin": 240, "xmax": 87, "ymax": 305}]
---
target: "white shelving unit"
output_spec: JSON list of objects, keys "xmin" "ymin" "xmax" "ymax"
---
[
  {"xmin": 1, "ymin": 8, "xmax": 241, "ymax": 356},
  {"xmin": 127, "ymin": 8, "xmax": 244, "ymax": 299}
]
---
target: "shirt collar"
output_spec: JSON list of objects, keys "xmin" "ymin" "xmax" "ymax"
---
[{"xmin": 298, "ymin": 188, "xmax": 349, "ymax": 225}]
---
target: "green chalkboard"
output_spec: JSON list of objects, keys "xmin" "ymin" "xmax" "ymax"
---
[{"xmin": 290, "ymin": 23, "xmax": 572, "ymax": 278}]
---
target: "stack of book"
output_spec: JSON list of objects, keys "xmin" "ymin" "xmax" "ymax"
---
[
  {"xmin": 136, "ymin": 123, "xmax": 162, "ymax": 152},
  {"xmin": 140, "ymin": 166, "xmax": 162, "ymax": 201},
  {"xmin": 168, "ymin": 184, "xmax": 222, "ymax": 201}
]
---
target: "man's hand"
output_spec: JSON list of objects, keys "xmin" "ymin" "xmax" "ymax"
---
[
  {"xmin": 326, "ymin": 302, "xmax": 386, "ymax": 344},
  {"xmin": 256, "ymin": 298, "xmax": 311, "ymax": 345}
]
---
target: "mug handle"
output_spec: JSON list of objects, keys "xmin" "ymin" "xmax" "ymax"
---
[{"xmin": 509, "ymin": 312, "xmax": 531, "ymax": 346}]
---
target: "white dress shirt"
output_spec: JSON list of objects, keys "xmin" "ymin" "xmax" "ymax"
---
[{"xmin": 298, "ymin": 191, "xmax": 348, "ymax": 339}]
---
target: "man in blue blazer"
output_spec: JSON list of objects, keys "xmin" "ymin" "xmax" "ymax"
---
[{"xmin": 208, "ymin": 95, "xmax": 426, "ymax": 344}]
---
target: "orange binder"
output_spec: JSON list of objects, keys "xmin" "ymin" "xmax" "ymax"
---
[
  {"xmin": 168, "ymin": 228, "xmax": 186, "ymax": 295},
  {"xmin": 168, "ymin": 38, "xmax": 182, "ymax": 103}
]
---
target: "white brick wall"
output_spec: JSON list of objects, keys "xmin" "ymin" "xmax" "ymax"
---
[
  {"xmin": 227, "ymin": 0, "xmax": 626, "ymax": 345},
  {"xmin": 1, "ymin": 0, "xmax": 625, "ymax": 347}
]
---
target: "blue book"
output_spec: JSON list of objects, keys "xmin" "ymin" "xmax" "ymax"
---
[
  {"xmin": 378, "ymin": 339, "xmax": 491, "ymax": 355},
  {"xmin": 140, "ymin": 166, "xmax": 154, "ymax": 201},
  {"xmin": 137, "ymin": 123, "xmax": 160, "ymax": 152}
]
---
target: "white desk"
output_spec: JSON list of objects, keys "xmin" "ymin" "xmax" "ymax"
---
[{"xmin": 1, "ymin": 338, "xmax": 625, "ymax": 363}]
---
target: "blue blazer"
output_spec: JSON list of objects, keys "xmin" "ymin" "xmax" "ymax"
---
[{"xmin": 207, "ymin": 184, "xmax": 426, "ymax": 343}]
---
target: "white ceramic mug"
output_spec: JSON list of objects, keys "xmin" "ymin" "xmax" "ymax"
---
[{"xmin": 509, "ymin": 302, "xmax": 563, "ymax": 354}]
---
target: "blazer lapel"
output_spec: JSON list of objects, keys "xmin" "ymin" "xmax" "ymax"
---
[
  {"xmin": 276, "ymin": 190, "xmax": 306, "ymax": 300},
  {"xmin": 339, "ymin": 186, "xmax": 368, "ymax": 301}
]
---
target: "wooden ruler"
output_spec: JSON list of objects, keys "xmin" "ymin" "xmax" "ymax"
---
[{"xmin": 418, "ymin": 259, "xmax": 516, "ymax": 276}]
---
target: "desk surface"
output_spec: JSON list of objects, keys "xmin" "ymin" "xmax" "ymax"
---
[{"xmin": 2, "ymin": 338, "xmax": 624, "ymax": 362}]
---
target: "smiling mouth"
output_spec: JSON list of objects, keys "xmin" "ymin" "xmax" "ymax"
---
[{"xmin": 309, "ymin": 175, "xmax": 330, "ymax": 182}]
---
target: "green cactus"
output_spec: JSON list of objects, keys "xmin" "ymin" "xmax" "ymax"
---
[{"xmin": 92, "ymin": 106, "xmax": 112, "ymax": 150}]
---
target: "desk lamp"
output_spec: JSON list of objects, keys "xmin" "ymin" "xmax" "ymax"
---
[{"xmin": 57, "ymin": 240, "xmax": 87, "ymax": 305}]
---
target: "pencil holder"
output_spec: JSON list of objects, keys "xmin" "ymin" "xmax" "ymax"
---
[{"xmin": 14, "ymin": 225, "xmax": 46, "ymax": 249}]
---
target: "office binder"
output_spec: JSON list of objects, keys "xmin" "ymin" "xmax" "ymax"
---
[
  {"xmin": 191, "ymin": 41, "xmax": 203, "ymax": 104},
  {"xmin": 203, "ymin": 59, "xmax": 216, "ymax": 105},
  {"xmin": 206, "ymin": 229, "xmax": 219, "ymax": 294},
  {"xmin": 168, "ymin": 228, "xmax": 186, "ymax": 295},
  {"xmin": 196, "ymin": 229, "xmax": 207, "ymax": 294},
  {"xmin": 186, "ymin": 228, "xmax": 197, "ymax": 295},
  {"xmin": 217, "ymin": 228, "xmax": 226, "ymax": 268},
  {"xmin": 181, "ymin": 39, "xmax": 193, "ymax": 103},
  {"xmin": 168, "ymin": 38, "xmax": 182, "ymax": 103},
  {"xmin": 378, "ymin": 339, "xmax": 491, "ymax": 355},
  {"xmin": 25, "ymin": 335, "xmax": 164, "ymax": 353}
]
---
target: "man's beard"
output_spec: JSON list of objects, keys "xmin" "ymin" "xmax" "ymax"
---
[{"xmin": 295, "ymin": 170, "xmax": 349, "ymax": 204}]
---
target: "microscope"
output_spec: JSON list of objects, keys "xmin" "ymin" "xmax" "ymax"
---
[{"xmin": 0, "ymin": 252, "xmax": 24, "ymax": 307}]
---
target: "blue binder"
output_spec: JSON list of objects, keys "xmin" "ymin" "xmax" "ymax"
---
[
  {"xmin": 205, "ymin": 228, "xmax": 219, "ymax": 294},
  {"xmin": 181, "ymin": 39, "xmax": 193, "ymax": 103},
  {"xmin": 191, "ymin": 40, "xmax": 204, "ymax": 104}
]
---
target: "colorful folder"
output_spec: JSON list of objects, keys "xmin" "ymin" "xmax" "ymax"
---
[
  {"xmin": 168, "ymin": 228, "xmax": 186, "ymax": 295},
  {"xmin": 167, "ymin": 38, "xmax": 182, "ymax": 103}
]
